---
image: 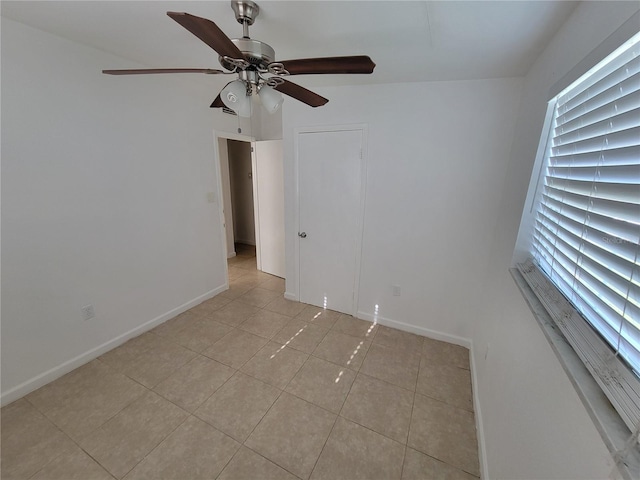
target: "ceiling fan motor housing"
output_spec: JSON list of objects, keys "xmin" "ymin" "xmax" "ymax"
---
[{"xmin": 219, "ymin": 38, "xmax": 275, "ymax": 72}]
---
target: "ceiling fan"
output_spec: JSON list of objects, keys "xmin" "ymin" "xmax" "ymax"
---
[{"xmin": 103, "ymin": 0, "xmax": 376, "ymax": 116}]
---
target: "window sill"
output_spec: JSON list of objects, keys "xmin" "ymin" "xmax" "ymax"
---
[{"xmin": 510, "ymin": 267, "xmax": 639, "ymax": 480}]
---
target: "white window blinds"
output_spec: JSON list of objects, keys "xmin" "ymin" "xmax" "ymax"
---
[{"xmin": 526, "ymin": 32, "xmax": 640, "ymax": 432}]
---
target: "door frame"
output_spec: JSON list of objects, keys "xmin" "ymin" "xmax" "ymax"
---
[
  {"xmin": 213, "ymin": 130, "xmax": 255, "ymax": 285},
  {"xmin": 293, "ymin": 124, "xmax": 368, "ymax": 316}
]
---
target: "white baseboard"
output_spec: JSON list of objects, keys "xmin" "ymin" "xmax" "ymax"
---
[
  {"xmin": 356, "ymin": 310, "xmax": 471, "ymax": 348},
  {"xmin": 0, "ymin": 284, "xmax": 228, "ymax": 407},
  {"xmin": 284, "ymin": 291, "xmax": 297, "ymax": 301},
  {"xmin": 356, "ymin": 309, "xmax": 487, "ymax": 479},
  {"xmin": 235, "ymin": 240, "xmax": 256, "ymax": 246}
]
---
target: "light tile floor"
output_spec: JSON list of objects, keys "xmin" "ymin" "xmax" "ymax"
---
[{"xmin": 1, "ymin": 244, "xmax": 480, "ymax": 480}]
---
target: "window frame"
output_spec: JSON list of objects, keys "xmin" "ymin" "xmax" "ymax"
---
[
  {"xmin": 513, "ymin": 17, "xmax": 640, "ymax": 479},
  {"xmin": 511, "ymin": 267, "xmax": 639, "ymax": 479}
]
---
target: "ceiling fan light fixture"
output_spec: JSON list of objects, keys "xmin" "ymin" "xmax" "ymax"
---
[
  {"xmin": 258, "ymin": 85, "xmax": 284, "ymax": 114},
  {"xmin": 221, "ymin": 79, "xmax": 251, "ymax": 117}
]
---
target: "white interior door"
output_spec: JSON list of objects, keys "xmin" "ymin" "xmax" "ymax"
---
[
  {"xmin": 252, "ymin": 140, "xmax": 285, "ymax": 278},
  {"xmin": 298, "ymin": 129, "xmax": 364, "ymax": 314}
]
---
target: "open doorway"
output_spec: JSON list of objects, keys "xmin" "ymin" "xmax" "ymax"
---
[
  {"xmin": 217, "ymin": 135, "xmax": 255, "ymax": 258},
  {"xmin": 216, "ymin": 134, "xmax": 285, "ymax": 281},
  {"xmin": 226, "ymin": 139, "xmax": 256, "ymax": 260}
]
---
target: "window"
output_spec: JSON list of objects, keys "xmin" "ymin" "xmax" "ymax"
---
[{"xmin": 519, "ymin": 31, "xmax": 640, "ymax": 435}]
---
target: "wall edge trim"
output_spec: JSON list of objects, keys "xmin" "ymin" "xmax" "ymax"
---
[{"xmin": 469, "ymin": 341, "xmax": 489, "ymax": 480}]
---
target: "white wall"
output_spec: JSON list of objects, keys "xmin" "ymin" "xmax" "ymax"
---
[
  {"xmin": 472, "ymin": 2, "xmax": 640, "ymax": 479},
  {"xmin": 0, "ymin": 17, "xmax": 245, "ymax": 403},
  {"xmin": 257, "ymin": 102, "xmax": 283, "ymax": 141},
  {"xmin": 282, "ymin": 77, "xmax": 523, "ymax": 341}
]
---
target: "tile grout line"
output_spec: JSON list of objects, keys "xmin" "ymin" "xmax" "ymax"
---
[
  {"xmin": 216, "ymin": 298, "xmax": 317, "ymax": 447},
  {"xmin": 306, "ymin": 327, "xmax": 383, "ymax": 478},
  {"xmin": 412, "ymin": 344, "xmax": 481, "ymax": 477},
  {"xmin": 334, "ymin": 373, "xmax": 414, "ymax": 448},
  {"xmin": 225, "ymin": 444, "xmax": 304, "ymax": 480},
  {"xmin": 402, "ymin": 390, "xmax": 420, "ymax": 479},
  {"xmin": 306, "ymin": 407, "xmax": 341, "ymax": 480},
  {"xmin": 399, "ymin": 444, "xmax": 409, "ymax": 480},
  {"xmin": 234, "ymin": 328, "xmax": 374, "ymax": 479},
  {"xmin": 25, "ymin": 359, "xmax": 150, "ymax": 450},
  {"xmin": 234, "ymin": 350, "xmax": 319, "ymax": 480},
  {"xmin": 413, "ymin": 387, "xmax": 476, "ymax": 414},
  {"xmin": 117, "ymin": 409, "xmax": 192, "ymax": 480},
  {"xmin": 185, "ymin": 313, "xmax": 279, "ymax": 429},
  {"xmin": 22, "ymin": 413, "xmax": 115, "ymax": 480},
  {"xmin": 208, "ymin": 429, "xmax": 244, "ymax": 480}
]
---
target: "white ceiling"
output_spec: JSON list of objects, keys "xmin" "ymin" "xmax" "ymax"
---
[{"xmin": 2, "ymin": 1, "xmax": 579, "ymax": 87}]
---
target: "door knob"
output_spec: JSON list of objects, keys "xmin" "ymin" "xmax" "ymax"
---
[{"xmin": 298, "ymin": 232, "xmax": 307, "ymax": 238}]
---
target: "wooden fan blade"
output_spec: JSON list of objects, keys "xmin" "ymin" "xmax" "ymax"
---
[
  {"xmin": 102, "ymin": 68, "xmax": 224, "ymax": 75},
  {"xmin": 167, "ymin": 12, "xmax": 244, "ymax": 59},
  {"xmin": 277, "ymin": 56, "xmax": 375, "ymax": 75},
  {"xmin": 274, "ymin": 80, "xmax": 328, "ymax": 107},
  {"xmin": 210, "ymin": 94, "xmax": 224, "ymax": 108}
]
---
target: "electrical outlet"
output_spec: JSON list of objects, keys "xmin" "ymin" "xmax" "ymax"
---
[
  {"xmin": 392, "ymin": 285, "xmax": 401, "ymax": 296},
  {"xmin": 82, "ymin": 305, "xmax": 95, "ymax": 321}
]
